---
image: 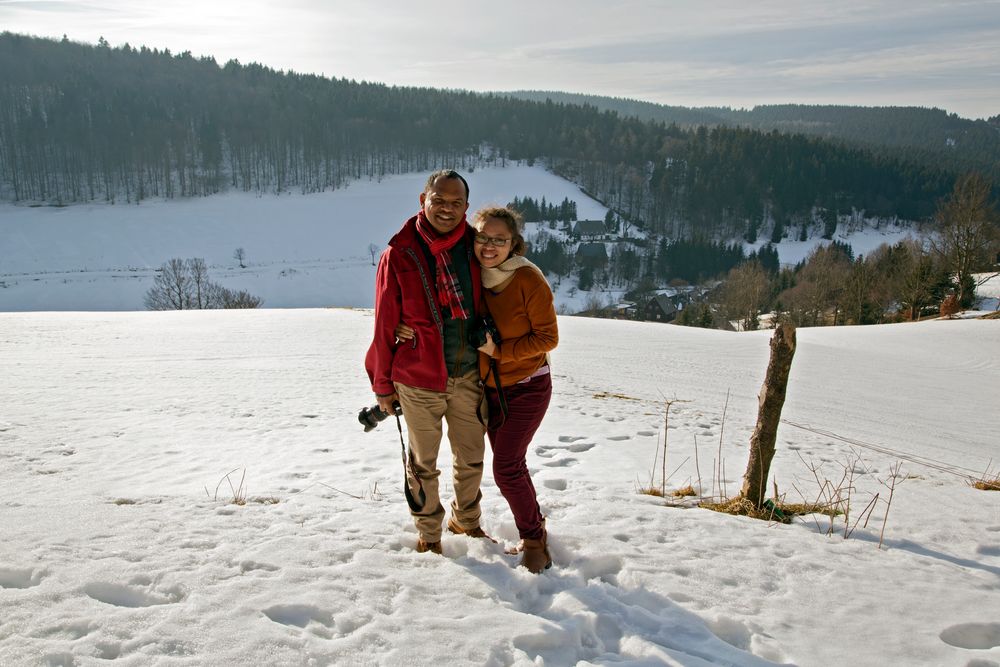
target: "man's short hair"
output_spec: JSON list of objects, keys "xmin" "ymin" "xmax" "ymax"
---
[{"xmin": 424, "ymin": 169, "xmax": 470, "ymax": 200}]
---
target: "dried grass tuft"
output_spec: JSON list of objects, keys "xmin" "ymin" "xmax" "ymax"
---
[
  {"xmin": 701, "ymin": 496, "xmax": 837, "ymax": 524},
  {"xmin": 971, "ymin": 476, "xmax": 1000, "ymax": 491}
]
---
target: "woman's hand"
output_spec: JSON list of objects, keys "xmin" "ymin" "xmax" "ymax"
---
[
  {"xmin": 478, "ymin": 332, "xmax": 497, "ymax": 357},
  {"xmin": 394, "ymin": 323, "xmax": 415, "ymax": 343}
]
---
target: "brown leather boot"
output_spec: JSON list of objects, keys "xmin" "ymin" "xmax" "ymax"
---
[
  {"xmin": 447, "ymin": 517, "xmax": 497, "ymax": 543},
  {"xmin": 416, "ymin": 539, "xmax": 442, "ymax": 554},
  {"xmin": 519, "ymin": 532, "xmax": 552, "ymax": 573}
]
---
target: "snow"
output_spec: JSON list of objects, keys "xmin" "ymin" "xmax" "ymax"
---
[
  {"xmin": 2, "ymin": 310, "xmax": 999, "ymax": 666},
  {"xmin": 2, "ymin": 164, "xmax": 932, "ymax": 316},
  {"xmin": 975, "ymin": 273, "xmax": 1000, "ymax": 312},
  {"xmin": 744, "ymin": 225, "xmax": 917, "ymax": 268},
  {"xmin": 0, "ymin": 165, "xmax": 609, "ymax": 313}
]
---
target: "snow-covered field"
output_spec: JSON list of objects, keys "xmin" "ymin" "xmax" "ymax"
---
[
  {"xmin": 2, "ymin": 310, "xmax": 998, "ymax": 666},
  {"xmin": 0, "ymin": 165, "xmax": 608, "ymax": 313},
  {"xmin": 0, "ymin": 165, "xmax": 919, "ymax": 315}
]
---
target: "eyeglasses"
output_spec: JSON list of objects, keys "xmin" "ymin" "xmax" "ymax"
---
[{"xmin": 474, "ymin": 234, "xmax": 511, "ymax": 248}]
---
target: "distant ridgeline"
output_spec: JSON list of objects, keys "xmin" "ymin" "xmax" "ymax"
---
[
  {"xmin": 507, "ymin": 91, "xmax": 1000, "ymax": 181},
  {"xmin": 0, "ymin": 32, "xmax": 978, "ymax": 240}
]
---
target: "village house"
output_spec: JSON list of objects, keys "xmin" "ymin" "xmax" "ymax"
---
[
  {"xmin": 571, "ymin": 220, "xmax": 608, "ymax": 241},
  {"xmin": 575, "ymin": 242, "xmax": 608, "ymax": 269},
  {"xmin": 644, "ymin": 294, "xmax": 678, "ymax": 322}
]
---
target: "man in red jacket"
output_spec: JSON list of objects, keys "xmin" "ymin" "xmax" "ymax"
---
[{"xmin": 366, "ymin": 170, "xmax": 489, "ymax": 555}]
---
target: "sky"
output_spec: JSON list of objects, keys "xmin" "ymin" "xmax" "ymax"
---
[{"xmin": 2, "ymin": 0, "xmax": 999, "ymax": 119}]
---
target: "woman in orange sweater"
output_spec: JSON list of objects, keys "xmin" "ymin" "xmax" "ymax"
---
[
  {"xmin": 396, "ymin": 206, "xmax": 559, "ymax": 573},
  {"xmin": 472, "ymin": 206, "xmax": 558, "ymax": 573}
]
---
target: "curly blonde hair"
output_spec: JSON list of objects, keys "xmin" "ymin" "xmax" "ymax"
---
[{"xmin": 473, "ymin": 206, "xmax": 526, "ymax": 256}]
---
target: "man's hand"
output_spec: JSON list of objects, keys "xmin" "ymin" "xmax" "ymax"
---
[
  {"xmin": 376, "ymin": 392, "xmax": 399, "ymax": 414},
  {"xmin": 394, "ymin": 323, "xmax": 415, "ymax": 343}
]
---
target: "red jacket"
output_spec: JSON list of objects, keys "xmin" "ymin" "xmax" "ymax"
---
[{"xmin": 365, "ymin": 215, "xmax": 483, "ymax": 395}]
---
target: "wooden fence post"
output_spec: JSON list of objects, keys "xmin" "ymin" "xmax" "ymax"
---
[{"xmin": 740, "ymin": 323, "xmax": 797, "ymax": 508}]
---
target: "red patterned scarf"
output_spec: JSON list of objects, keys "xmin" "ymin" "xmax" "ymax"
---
[{"xmin": 415, "ymin": 211, "xmax": 471, "ymax": 320}]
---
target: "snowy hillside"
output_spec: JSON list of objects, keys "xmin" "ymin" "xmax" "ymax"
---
[
  {"xmin": 0, "ymin": 165, "xmax": 916, "ymax": 313},
  {"xmin": 2, "ymin": 311, "xmax": 998, "ymax": 666}
]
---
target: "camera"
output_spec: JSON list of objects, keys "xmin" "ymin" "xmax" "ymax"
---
[
  {"xmin": 358, "ymin": 401, "xmax": 402, "ymax": 432},
  {"xmin": 469, "ymin": 314, "xmax": 501, "ymax": 348}
]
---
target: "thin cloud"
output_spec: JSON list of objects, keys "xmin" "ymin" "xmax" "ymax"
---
[{"xmin": 1, "ymin": 0, "xmax": 997, "ymax": 118}]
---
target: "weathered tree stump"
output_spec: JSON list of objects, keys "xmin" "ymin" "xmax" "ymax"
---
[{"xmin": 740, "ymin": 323, "xmax": 797, "ymax": 508}]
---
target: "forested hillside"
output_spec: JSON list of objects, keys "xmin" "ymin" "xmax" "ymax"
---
[
  {"xmin": 508, "ymin": 90, "xmax": 1000, "ymax": 181},
  {"xmin": 0, "ymin": 33, "xmax": 968, "ymax": 241}
]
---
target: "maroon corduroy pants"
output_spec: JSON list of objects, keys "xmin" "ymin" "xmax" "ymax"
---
[{"xmin": 486, "ymin": 372, "xmax": 551, "ymax": 541}]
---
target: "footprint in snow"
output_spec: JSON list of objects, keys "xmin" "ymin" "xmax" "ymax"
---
[
  {"xmin": 94, "ymin": 642, "xmax": 122, "ymax": 660},
  {"xmin": 940, "ymin": 622, "xmax": 1000, "ymax": 649},
  {"xmin": 34, "ymin": 621, "xmax": 95, "ymax": 640},
  {"xmin": 84, "ymin": 581, "xmax": 186, "ymax": 608},
  {"xmin": 706, "ymin": 616, "xmax": 753, "ymax": 652},
  {"xmin": 239, "ymin": 560, "xmax": 280, "ymax": 574},
  {"xmin": 576, "ymin": 553, "xmax": 624, "ymax": 584},
  {"xmin": 558, "ymin": 435, "xmax": 586, "ymax": 443},
  {"xmin": 542, "ymin": 479, "xmax": 567, "ymax": 491},
  {"xmin": 543, "ymin": 458, "xmax": 578, "ymax": 468},
  {"xmin": 607, "ymin": 435, "xmax": 631, "ymax": 441},
  {"xmin": 566, "ymin": 442, "xmax": 595, "ymax": 453},
  {"xmin": 0, "ymin": 567, "xmax": 43, "ymax": 589},
  {"xmin": 263, "ymin": 604, "xmax": 344, "ymax": 639}
]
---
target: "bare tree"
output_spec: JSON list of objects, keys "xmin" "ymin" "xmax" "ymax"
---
[
  {"xmin": 145, "ymin": 257, "xmax": 262, "ymax": 310},
  {"xmin": 839, "ymin": 255, "xmax": 882, "ymax": 324},
  {"xmin": 145, "ymin": 258, "xmax": 191, "ymax": 310},
  {"xmin": 721, "ymin": 261, "xmax": 771, "ymax": 330},
  {"xmin": 217, "ymin": 287, "xmax": 263, "ymax": 309},
  {"xmin": 932, "ymin": 173, "xmax": 1000, "ymax": 307},
  {"xmin": 368, "ymin": 243, "xmax": 380, "ymax": 266},
  {"xmin": 779, "ymin": 244, "xmax": 851, "ymax": 326},
  {"xmin": 187, "ymin": 257, "xmax": 211, "ymax": 309},
  {"xmin": 891, "ymin": 239, "xmax": 944, "ymax": 320},
  {"xmin": 233, "ymin": 247, "xmax": 246, "ymax": 269}
]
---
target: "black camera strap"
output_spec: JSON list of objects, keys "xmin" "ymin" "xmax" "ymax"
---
[
  {"xmin": 396, "ymin": 413, "xmax": 426, "ymax": 512},
  {"xmin": 478, "ymin": 358, "xmax": 508, "ymax": 430}
]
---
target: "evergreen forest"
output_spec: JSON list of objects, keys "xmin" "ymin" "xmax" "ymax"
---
[
  {"xmin": 0, "ymin": 33, "xmax": 977, "ymax": 244},
  {"xmin": 508, "ymin": 91, "xmax": 1000, "ymax": 182}
]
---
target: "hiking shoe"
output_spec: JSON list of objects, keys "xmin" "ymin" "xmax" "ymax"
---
[
  {"xmin": 447, "ymin": 518, "xmax": 497, "ymax": 543},
  {"xmin": 416, "ymin": 539, "xmax": 442, "ymax": 554}
]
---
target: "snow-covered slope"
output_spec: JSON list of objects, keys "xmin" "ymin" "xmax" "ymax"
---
[
  {"xmin": 0, "ymin": 165, "xmax": 609, "ymax": 312},
  {"xmin": 1, "ymin": 165, "xmax": 919, "ymax": 314},
  {"xmin": 1, "ymin": 311, "xmax": 998, "ymax": 665}
]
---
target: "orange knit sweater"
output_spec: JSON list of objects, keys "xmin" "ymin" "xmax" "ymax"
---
[{"xmin": 479, "ymin": 267, "xmax": 558, "ymax": 389}]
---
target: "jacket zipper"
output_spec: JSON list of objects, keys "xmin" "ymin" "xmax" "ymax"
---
[
  {"xmin": 403, "ymin": 247, "xmax": 444, "ymax": 337},
  {"xmin": 453, "ymin": 319, "xmax": 466, "ymax": 377}
]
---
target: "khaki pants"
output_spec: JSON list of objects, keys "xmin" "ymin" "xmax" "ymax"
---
[{"xmin": 395, "ymin": 372, "xmax": 486, "ymax": 541}]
